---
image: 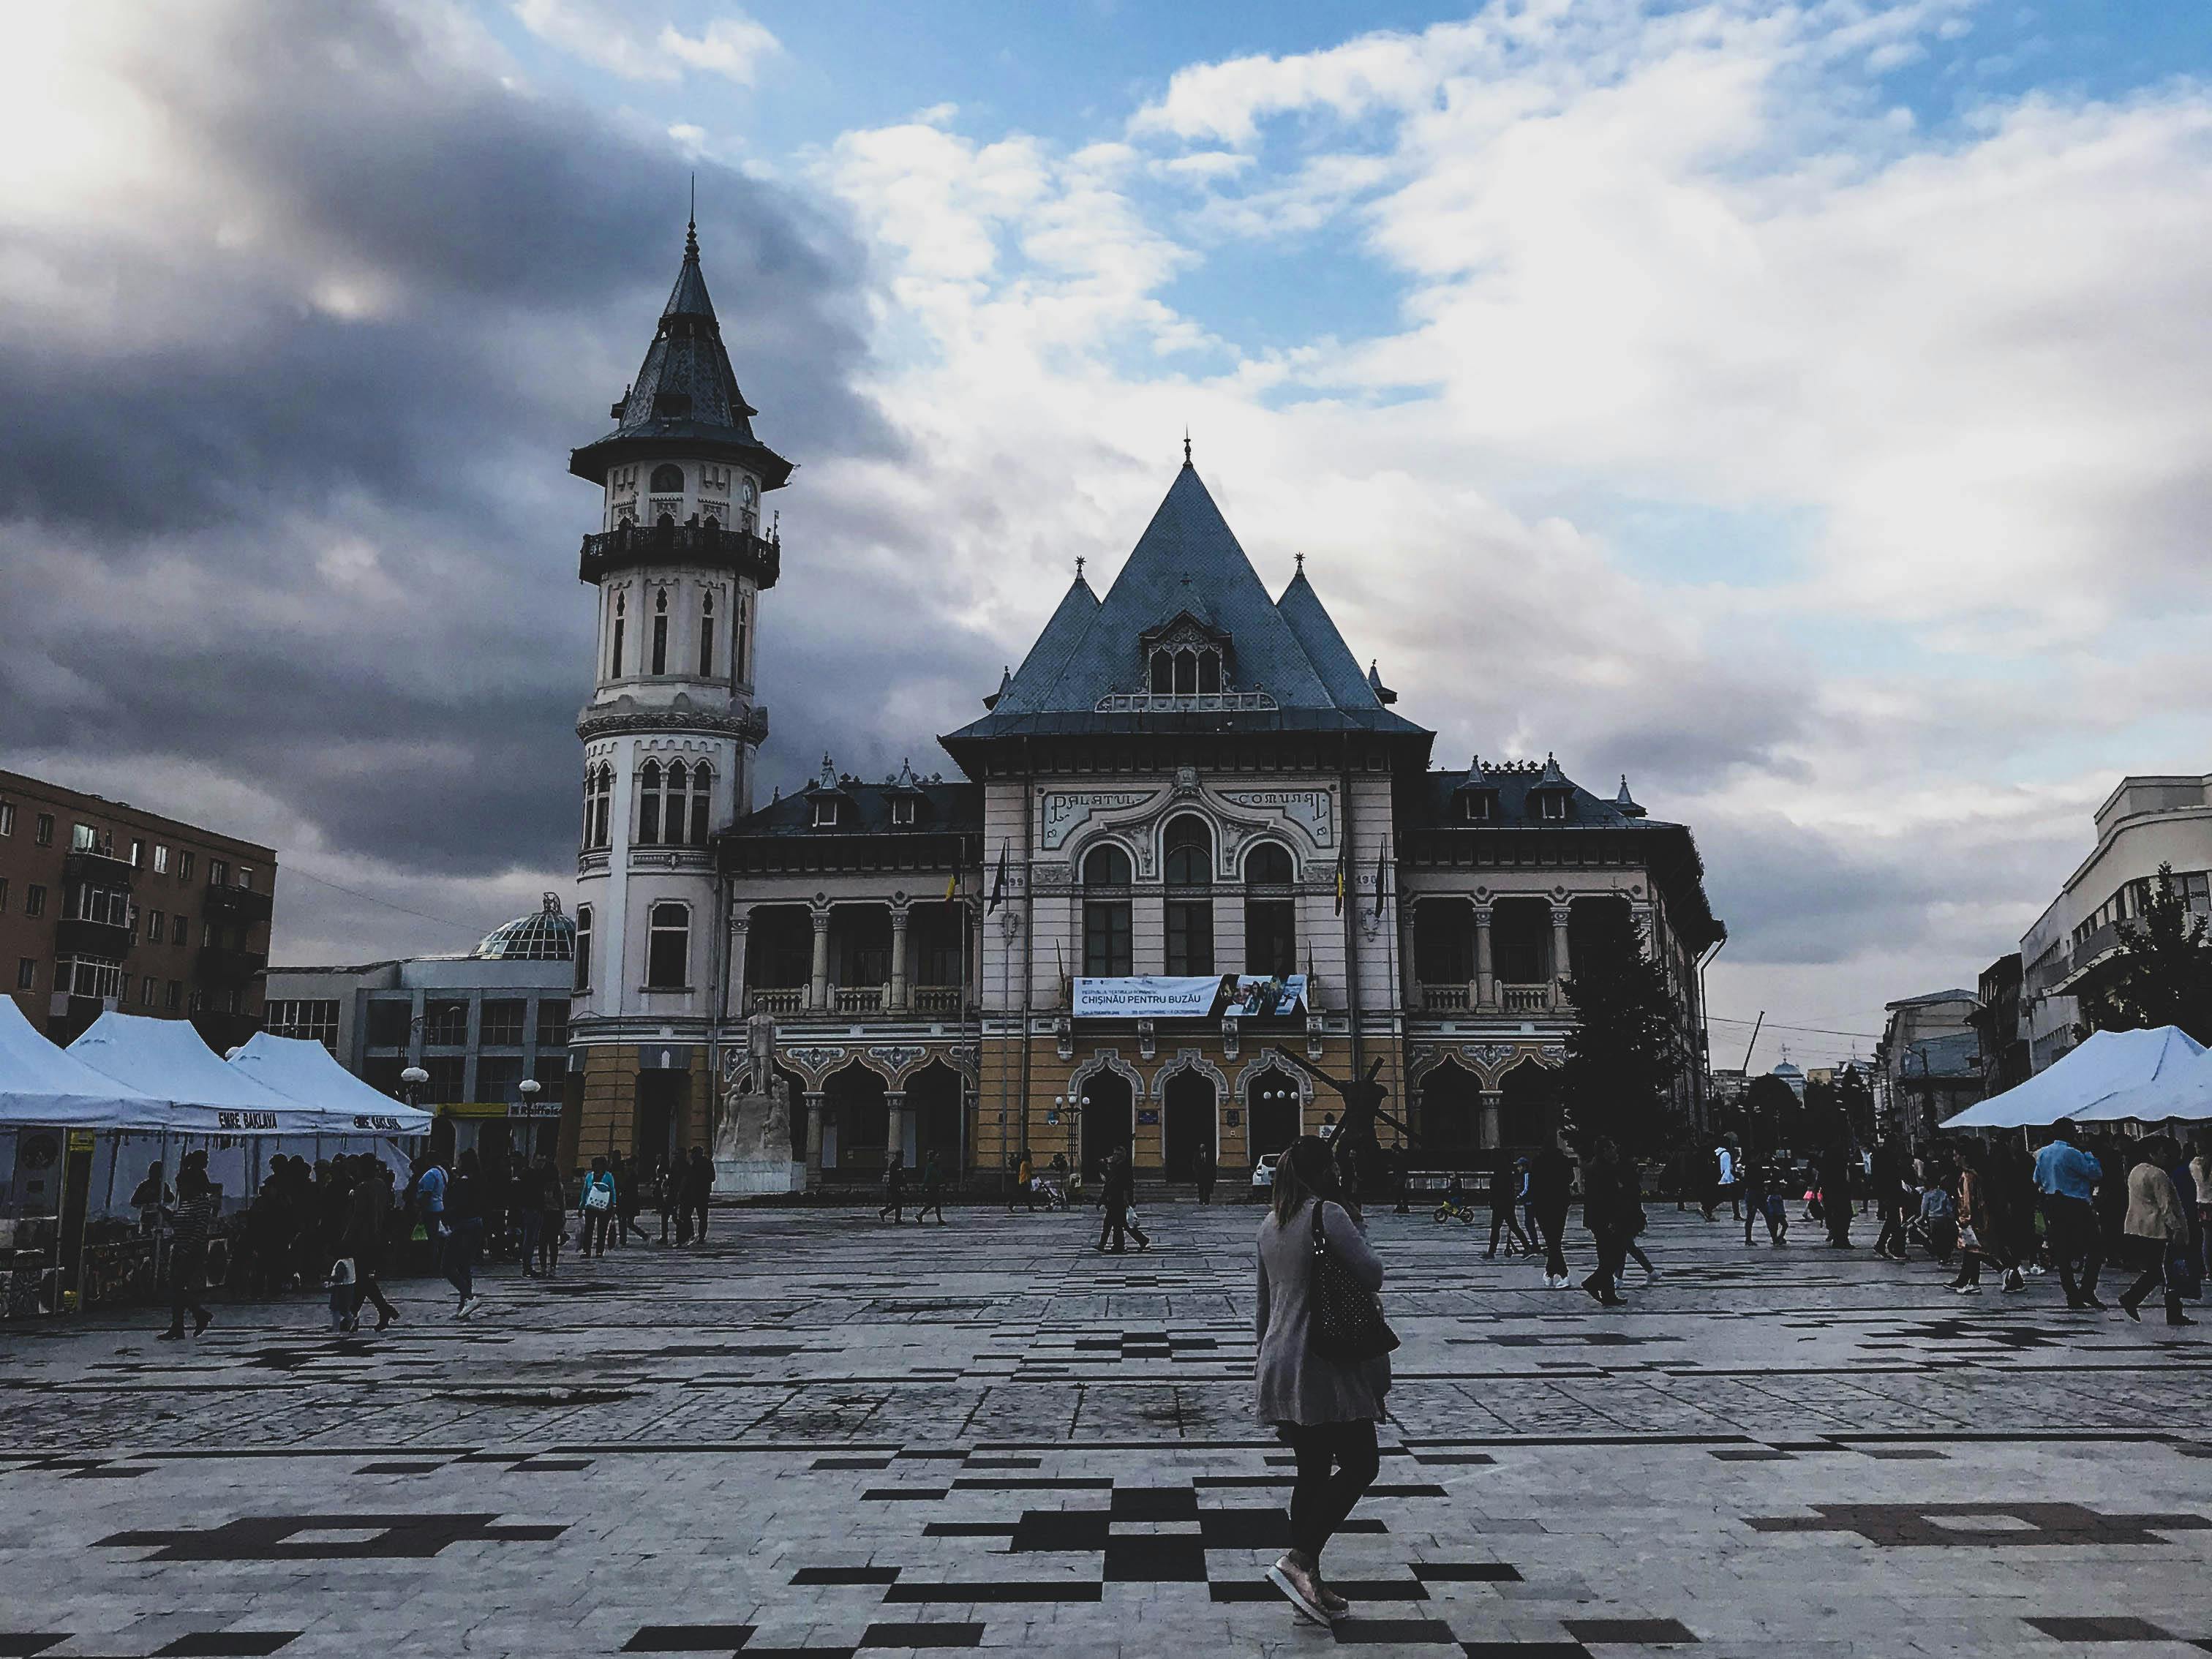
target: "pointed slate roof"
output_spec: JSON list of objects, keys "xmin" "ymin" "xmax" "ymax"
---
[
  {"xmin": 944, "ymin": 464, "xmax": 1429, "ymax": 749},
  {"xmin": 570, "ymin": 221, "xmax": 794, "ymax": 489}
]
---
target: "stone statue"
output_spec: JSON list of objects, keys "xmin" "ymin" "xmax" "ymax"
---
[{"xmin": 712, "ymin": 1012, "xmax": 800, "ymax": 1193}]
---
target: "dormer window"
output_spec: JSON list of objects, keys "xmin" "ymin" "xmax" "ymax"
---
[
  {"xmin": 891, "ymin": 797, "xmax": 915, "ymax": 827},
  {"xmin": 1459, "ymin": 791, "xmax": 1494, "ymax": 823},
  {"xmin": 1537, "ymin": 792, "xmax": 1567, "ymax": 821},
  {"xmin": 813, "ymin": 798, "xmax": 839, "ymax": 829},
  {"xmin": 1148, "ymin": 647, "xmax": 1222, "ymax": 694}
]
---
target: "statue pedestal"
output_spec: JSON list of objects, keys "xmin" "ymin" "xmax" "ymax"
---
[{"xmin": 715, "ymin": 1156, "xmax": 804, "ymax": 1196}]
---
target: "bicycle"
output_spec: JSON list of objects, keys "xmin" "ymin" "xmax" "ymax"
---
[{"xmin": 1432, "ymin": 1198, "xmax": 1478, "ymax": 1225}]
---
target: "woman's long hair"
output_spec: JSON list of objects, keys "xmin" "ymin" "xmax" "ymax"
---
[{"xmin": 1271, "ymin": 1134, "xmax": 1335, "ymax": 1228}]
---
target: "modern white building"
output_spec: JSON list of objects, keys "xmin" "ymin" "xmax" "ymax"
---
[{"xmin": 2020, "ymin": 775, "xmax": 2212, "ymax": 1073}]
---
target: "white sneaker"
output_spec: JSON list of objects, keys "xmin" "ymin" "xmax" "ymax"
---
[
  {"xmin": 1952, "ymin": 1283, "xmax": 1981, "ymax": 1295},
  {"xmin": 2002, "ymin": 1271, "xmax": 2025, "ymax": 1293},
  {"xmin": 456, "ymin": 1296, "xmax": 484, "ymax": 1320},
  {"xmin": 2025, "ymin": 1263, "xmax": 2047, "ymax": 1276}
]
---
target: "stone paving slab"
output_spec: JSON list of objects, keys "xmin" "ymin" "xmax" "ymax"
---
[{"xmin": 2, "ymin": 1207, "xmax": 2211, "ymax": 1655}]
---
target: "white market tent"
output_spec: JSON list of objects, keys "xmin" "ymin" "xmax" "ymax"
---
[
  {"xmin": 1941, "ymin": 1026, "xmax": 2207, "ymax": 1132},
  {"xmin": 2075, "ymin": 1042, "xmax": 2212, "ymax": 1124},
  {"xmin": 226, "ymin": 1032, "xmax": 432, "ymax": 1135},
  {"xmin": 0, "ymin": 997, "xmax": 174, "ymax": 1129},
  {"xmin": 67, "ymin": 1012, "xmax": 334, "ymax": 1137}
]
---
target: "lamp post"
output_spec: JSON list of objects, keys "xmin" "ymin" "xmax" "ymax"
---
[
  {"xmin": 517, "ymin": 1077, "xmax": 542, "ymax": 1158},
  {"xmin": 399, "ymin": 1066, "xmax": 429, "ymax": 1110}
]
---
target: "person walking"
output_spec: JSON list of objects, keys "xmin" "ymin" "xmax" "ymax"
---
[
  {"xmin": 880, "ymin": 1151, "xmax": 907, "ymax": 1224},
  {"xmin": 1195, "ymin": 1139, "xmax": 1217, "ymax": 1205},
  {"xmin": 1009, "ymin": 1154, "xmax": 1034, "ymax": 1213},
  {"xmin": 613, "ymin": 1152, "xmax": 649, "ymax": 1247},
  {"xmin": 533, "ymin": 1154, "xmax": 566, "ymax": 1278},
  {"xmin": 2117, "ymin": 1137, "xmax": 2195, "ymax": 1325},
  {"xmin": 1099, "ymin": 1144, "xmax": 1149, "ymax": 1252},
  {"xmin": 1620, "ymin": 1155, "xmax": 1657, "ymax": 1282},
  {"xmin": 1254, "ymin": 1135, "xmax": 1388, "ymax": 1627},
  {"xmin": 915, "ymin": 1149, "xmax": 948, "ymax": 1225},
  {"xmin": 1484, "ymin": 1152, "xmax": 1532, "ymax": 1259},
  {"xmin": 681, "ymin": 1146, "xmax": 715, "ymax": 1243},
  {"xmin": 578, "ymin": 1156, "xmax": 617, "ymax": 1259},
  {"xmin": 1870, "ymin": 1138, "xmax": 1911, "ymax": 1261},
  {"xmin": 2169, "ymin": 1146, "xmax": 2202, "ymax": 1301},
  {"xmin": 157, "ymin": 1155, "xmax": 217, "ymax": 1340},
  {"xmin": 656, "ymin": 1159, "xmax": 680, "ymax": 1246},
  {"xmin": 2034, "ymin": 1121, "xmax": 2107, "ymax": 1309},
  {"xmin": 345, "ymin": 1156, "xmax": 400, "ymax": 1331},
  {"xmin": 1528, "ymin": 1140, "xmax": 1573, "ymax": 1287},
  {"xmin": 1819, "ymin": 1140, "xmax": 1856, "ymax": 1248},
  {"xmin": 1579, "ymin": 1140, "xmax": 1630, "ymax": 1306},
  {"xmin": 445, "ymin": 1149, "xmax": 486, "ymax": 1320},
  {"xmin": 1949, "ymin": 1140, "xmax": 1997, "ymax": 1294}
]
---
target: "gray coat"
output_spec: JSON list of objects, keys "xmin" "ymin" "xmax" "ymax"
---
[{"xmin": 1254, "ymin": 1197, "xmax": 1390, "ymax": 1426}]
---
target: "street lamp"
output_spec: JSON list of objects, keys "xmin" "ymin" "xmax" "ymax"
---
[
  {"xmin": 399, "ymin": 1065, "xmax": 429, "ymax": 1110},
  {"xmin": 517, "ymin": 1077, "xmax": 542, "ymax": 1155}
]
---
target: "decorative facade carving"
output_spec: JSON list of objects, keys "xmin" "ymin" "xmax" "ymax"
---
[{"xmin": 1151, "ymin": 1047, "xmax": 1230, "ymax": 1100}]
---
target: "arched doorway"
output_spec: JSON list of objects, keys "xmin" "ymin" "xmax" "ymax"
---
[
  {"xmin": 1163, "ymin": 1070, "xmax": 1216, "ymax": 1184},
  {"xmin": 1497, "ymin": 1061, "xmax": 1557, "ymax": 1150},
  {"xmin": 1246, "ymin": 1067, "xmax": 1299, "ymax": 1162},
  {"xmin": 1079, "ymin": 1066, "xmax": 1133, "ymax": 1181},
  {"xmin": 823, "ymin": 1061, "xmax": 888, "ymax": 1181},
  {"xmin": 1418, "ymin": 1061, "xmax": 1483, "ymax": 1166},
  {"xmin": 906, "ymin": 1061, "xmax": 965, "ymax": 1177}
]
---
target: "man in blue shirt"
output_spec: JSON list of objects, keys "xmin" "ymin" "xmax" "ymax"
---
[{"xmin": 2034, "ymin": 1120, "xmax": 2106, "ymax": 1309}]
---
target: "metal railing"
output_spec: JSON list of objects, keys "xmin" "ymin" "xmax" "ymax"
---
[
  {"xmin": 749, "ymin": 988, "xmax": 804, "ymax": 1015},
  {"xmin": 1093, "ymin": 690, "xmax": 1280, "ymax": 713}
]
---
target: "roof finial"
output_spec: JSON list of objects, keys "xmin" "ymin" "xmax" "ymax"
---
[
  {"xmin": 1295, "ymin": 551, "xmax": 1304, "ymax": 573},
  {"xmin": 685, "ymin": 173, "xmax": 699, "ymax": 258},
  {"xmin": 1075, "ymin": 554, "xmax": 1086, "ymax": 580},
  {"xmin": 1182, "ymin": 428, "xmax": 1192, "ymax": 468}
]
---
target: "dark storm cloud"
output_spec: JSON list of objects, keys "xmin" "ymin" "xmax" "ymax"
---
[{"xmin": 0, "ymin": 1, "xmax": 917, "ymax": 947}]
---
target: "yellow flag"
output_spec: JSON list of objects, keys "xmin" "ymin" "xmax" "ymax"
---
[{"xmin": 944, "ymin": 868, "xmax": 958, "ymax": 901}]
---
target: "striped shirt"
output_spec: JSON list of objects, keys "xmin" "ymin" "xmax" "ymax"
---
[{"xmin": 170, "ymin": 1192, "xmax": 216, "ymax": 1248}]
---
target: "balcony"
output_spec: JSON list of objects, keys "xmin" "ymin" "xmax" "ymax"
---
[
  {"xmin": 1421, "ymin": 982, "xmax": 1472, "ymax": 1013},
  {"xmin": 54, "ymin": 917, "xmax": 132, "ymax": 961},
  {"xmin": 833, "ymin": 985, "xmax": 886, "ymax": 1015},
  {"xmin": 203, "ymin": 882, "xmax": 274, "ymax": 925},
  {"xmin": 1500, "ymin": 982, "xmax": 1551, "ymax": 1014},
  {"xmin": 62, "ymin": 849, "xmax": 135, "ymax": 889},
  {"xmin": 198, "ymin": 944, "xmax": 268, "ymax": 985},
  {"xmin": 913, "ymin": 985, "xmax": 964, "ymax": 1017},
  {"xmin": 579, "ymin": 520, "xmax": 780, "ymax": 587},
  {"xmin": 1092, "ymin": 690, "xmax": 1280, "ymax": 714},
  {"xmin": 749, "ymin": 988, "xmax": 804, "ymax": 1016}
]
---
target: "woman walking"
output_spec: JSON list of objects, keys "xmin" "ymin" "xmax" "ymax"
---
[
  {"xmin": 578, "ymin": 1156, "xmax": 617, "ymax": 1259},
  {"xmin": 1254, "ymin": 1136, "xmax": 1389, "ymax": 1626},
  {"xmin": 1949, "ymin": 1140, "xmax": 1997, "ymax": 1293},
  {"xmin": 534, "ymin": 1154, "xmax": 567, "ymax": 1278}
]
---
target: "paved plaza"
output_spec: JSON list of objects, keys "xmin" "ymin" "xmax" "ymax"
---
[{"xmin": 3, "ymin": 1204, "xmax": 2211, "ymax": 1657}]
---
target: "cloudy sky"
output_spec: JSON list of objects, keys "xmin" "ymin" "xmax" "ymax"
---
[{"xmin": 4, "ymin": 0, "xmax": 2208, "ymax": 1067}]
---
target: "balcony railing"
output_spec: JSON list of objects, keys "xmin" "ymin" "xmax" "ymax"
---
[
  {"xmin": 55, "ymin": 917, "xmax": 133, "ymax": 962},
  {"xmin": 749, "ymin": 988, "xmax": 804, "ymax": 1016},
  {"xmin": 62, "ymin": 849, "xmax": 135, "ymax": 889},
  {"xmin": 1093, "ymin": 690, "xmax": 1280, "ymax": 714},
  {"xmin": 1500, "ymin": 982, "xmax": 1551, "ymax": 1014},
  {"xmin": 1421, "ymin": 982, "xmax": 1471, "ymax": 1012},
  {"xmin": 579, "ymin": 520, "xmax": 780, "ymax": 587},
  {"xmin": 197, "ymin": 944, "xmax": 268, "ymax": 984},
  {"xmin": 913, "ymin": 985, "xmax": 963, "ymax": 1016},
  {"xmin": 834, "ymin": 986, "xmax": 885, "ymax": 1015}
]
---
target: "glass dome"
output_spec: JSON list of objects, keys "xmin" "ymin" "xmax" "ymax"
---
[{"xmin": 475, "ymin": 892, "xmax": 576, "ymax": 961}]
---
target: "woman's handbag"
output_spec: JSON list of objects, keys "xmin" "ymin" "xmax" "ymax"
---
[
  {"xmin": 582, "ymin": 1181, "xmax": 612, "ymax": 1213},
  {"xmin": 1308, "ymin": 1203, "xmax": 1399, "ymax": 1362}
]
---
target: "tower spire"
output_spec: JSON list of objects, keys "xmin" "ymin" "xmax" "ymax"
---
[
  {"xmin": 685, "ymin": 173, "xmax": 699, "ymax": 259},
  {"xmin": 1182, "ymin": 428, "xmax": 1192, "ymax": 468}
]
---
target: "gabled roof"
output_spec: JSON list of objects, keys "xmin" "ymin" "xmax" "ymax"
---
[
  {"xmin": 571, "ymin": 222, "xmax": 794, "ymax": 489},
  {"xmin": 722, "ymin": 779, "xmax": 979, "ymax": 840},
  {"xmin": 944, "ymin": 464, "xmax": 1429, "ymax": 746}
]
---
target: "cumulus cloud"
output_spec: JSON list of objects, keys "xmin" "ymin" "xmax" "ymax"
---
[{"xmin": 511, "ymin": 0, "xmax": 780, "ymax": 86}]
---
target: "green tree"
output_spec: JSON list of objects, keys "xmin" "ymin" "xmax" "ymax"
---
[
  {"xmin": 1558, "ymin": 903, "xmax": 1688, "ymax": 1153},
  {"xmin": 2080, "ymin": 862, "xmax": 2212, "ymax": 1045},
  {"xmin": 1744, "ymin": 1072, "xmax": 1802, "ymax": 1152}
]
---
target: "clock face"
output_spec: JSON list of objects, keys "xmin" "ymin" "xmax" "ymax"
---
[{"xmin": 740, "ymin": 477, "xmax": 758, "ymax": 506}]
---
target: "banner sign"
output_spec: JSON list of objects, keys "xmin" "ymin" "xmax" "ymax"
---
[{"xmin": 1072, "ymin": 974, "xmax": 1307, "ymax": 1020}]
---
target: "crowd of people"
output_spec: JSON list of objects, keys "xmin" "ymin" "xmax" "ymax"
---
[{"xmin": 135, "ymin": 1142, "xmax": 723, "ymax": 1331}]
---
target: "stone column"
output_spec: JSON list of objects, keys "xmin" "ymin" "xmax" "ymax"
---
[
  {"xmin": 885, "ymin": 1089, "xmax": 908, "ymax": 1166},
  {"xmin": 889, "ymin": 905, "xmax": 911, "ymax": 1012},
  {"xmin": 724, "ymin": 911, "xmax": 750, "ymax": 1020},
  {"xmin": 1472, "ymin": 906, "xmax": 1496, "ymax": 1009},
  {"xmin": 803, "ymin": 1090, "xmax": 825, "ymax": 1189},
  {"xmin": 1549, "ymin": 906, "xmax": 1573, "ymax": 1009},
  {"xmin": 1481, "ymin": 1091, "xmax": 1502, "ymax": 1151},
  {"xmin": 808, "ymin": 908, "xmax": 832, "ymax": 1013}
]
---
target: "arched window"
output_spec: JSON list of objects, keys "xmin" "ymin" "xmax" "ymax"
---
[
  {"xmin": 1163, "ymin": 816, "xmax": 1212, "ymax": 885},
  {"xmin": 688, "ymin": 764, "xmax": 713, "ymax": 846},
  {"xmin": 1083, "ymin": 842, "xmax": 1133, "ymax": 978},
  {"xmin": 1162, "ymin": 816, "xmax": 1214, "ymax": 975},
  {"xmin": 1173, "ymin": 650, "xmax": 1197, "ymax": 694},
  {"xmin": 1082, "ymin": 844, "xmax": 1132, "ymax": 887},
  {"xmin": 733, "ymin": 595, "xmax": 748, "ymax": 682},
  {"xmin": 650, "ymin": 463, "xmax": 684, "ymax": 494},
  {"xmin": 609, "ymin": 592, "xmax": 625, "ymax": 679},
  {"xmin": 646, "ymin": 901, "xmax": 690, "ymax": 989},
  {"xmin": 1150, "ymin": 650, "xmax": 1172, "ymax": 693},
  {"xmin": 650, "ymin": 587, "xmax": 669, "ymax": 676},
  {"xmin": 589, "ymin": 763, "xmax": 612, "ymax": 849},
  {"xmin": 1197, "ymin": 650, "xmax": 1221, "ymax": 693},
  {"xmin": 573, "ymin": 904, "xmax": 592, "ymax": 993},
  {"xmin": 1244, "ymin": 842, "xmax": 1295, "ymax": 977},
  {"xmin": 636, "ymin": 759, "xmax": 663, "ymax": 846},
  {"xmin": 699, "ymin": 590, "xmax": 715, "ymax": 677}
]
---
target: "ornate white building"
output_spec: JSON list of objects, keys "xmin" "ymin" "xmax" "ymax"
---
[{"xmin": 562, "ymin": 227, "xmax": 1726, "ymax": 1187}]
